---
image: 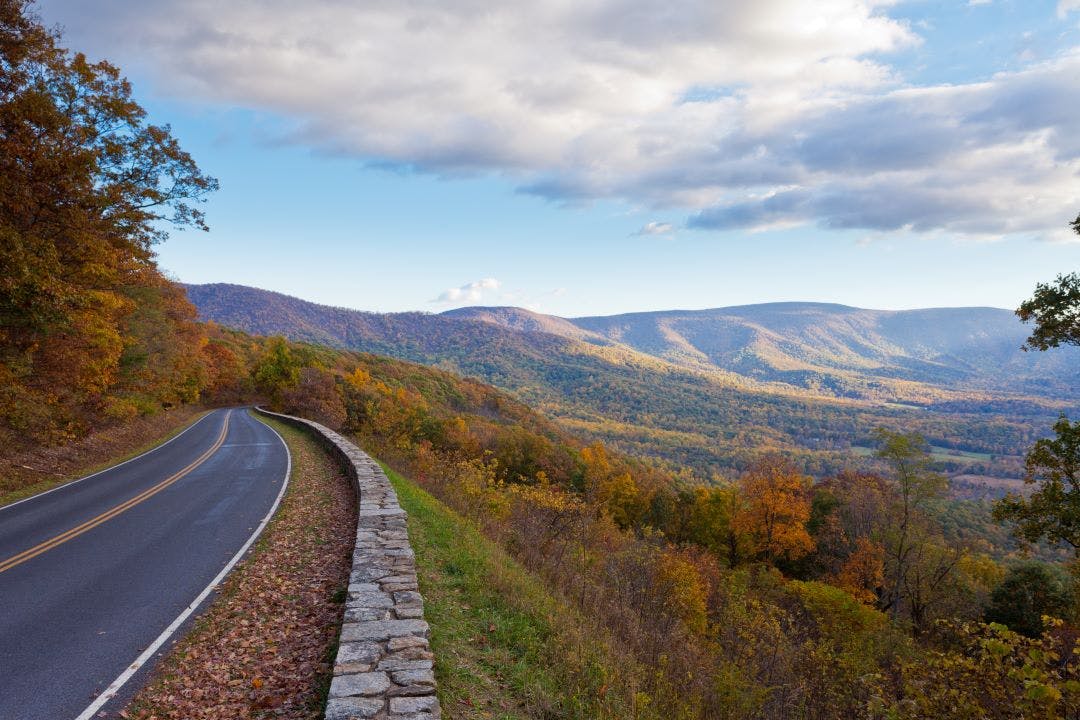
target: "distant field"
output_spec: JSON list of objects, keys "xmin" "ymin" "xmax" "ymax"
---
[
  {"xmin": 951, "ymin": 473, "xmax": 1026, "ymax": 491},
  {"xmin": 850, "ymin": 445, "xmax": 994, "ymax": 463}
]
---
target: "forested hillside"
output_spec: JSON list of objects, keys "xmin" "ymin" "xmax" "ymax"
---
[
  {"xmin": 187, "ymin": 283, "xmax": 1076, "ymax": 485},
  {"xmin": 461, "ymin": 302, "xmax": 1080, "ymax": 398}
]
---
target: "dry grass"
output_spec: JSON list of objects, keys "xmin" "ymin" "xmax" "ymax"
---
[{"xmin": 385, "ymin": 463, "xmax": 656, "ymax": 720}]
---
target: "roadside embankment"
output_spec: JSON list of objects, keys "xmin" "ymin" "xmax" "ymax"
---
[
  {"xmin": 255, "ymin": 408, "xmax": 441, "ymax": 720},
  {"xmin": 0, "ymin": 406, "xmax": 207, "ymax": 507}
]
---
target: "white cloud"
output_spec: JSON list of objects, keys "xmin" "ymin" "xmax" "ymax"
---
[
  {"xmin": 634, "ymin": 221, "xmax": 675, "ymax": 236},
  {"xmin": 687, "ymin": 55, "xmax": 1080, "ymax": 240},
  {"xmin": 1059, "ymin": 1, "xmax": 1080, "ymax": 18},
  {"xmin": 38, "ymin": 0, "xmax": 1080, "ymax": 241},
  {"xmin": 431, "ymin": 278, "xmax": 501, "ymax": 305},
  {"xmin": 968, "ymin": 0, "xmax": 992, "ymax": 6}
]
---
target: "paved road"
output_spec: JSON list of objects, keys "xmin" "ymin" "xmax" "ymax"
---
[{"xmin": 0, "ymin": 408, "xmax": 290, "ymax": 720}]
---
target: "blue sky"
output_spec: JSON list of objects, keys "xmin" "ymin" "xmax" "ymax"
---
[{"xmin": 37, "ymin": 0, "xmax": 1080, "ymax": 316}]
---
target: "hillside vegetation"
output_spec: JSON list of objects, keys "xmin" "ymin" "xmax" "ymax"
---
[
  {"xmin": 187, "ymin": 283, "xmax": 1076, "ymax": 484},
  {"xmin": 255, "ymin": 334, "xmax": 1079, "ymax": 718}
]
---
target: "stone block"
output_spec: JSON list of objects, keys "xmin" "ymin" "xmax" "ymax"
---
[
  {"xmin": 341, "ymin": 619, "xmax": 430, "ymax": 642},
  {"xmin": 324, "ymin": 696, "xmax": 384, "ymax": 720},
  {"xmin": 329, "ymin": 671, "xmax": 391, "ymax": 698}
]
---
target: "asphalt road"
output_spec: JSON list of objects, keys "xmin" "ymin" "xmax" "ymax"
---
[{"xmin": 0, "ymin": 408, "xmax": 290, "ymax": 720}]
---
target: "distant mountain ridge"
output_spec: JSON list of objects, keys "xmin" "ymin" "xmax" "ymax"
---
[
  {"xmin": 184, "ymin": 282, "xmax": 1079, "ymax": 479},
  {"xmin": 187, "ymin": 283, "xmax": 1078, "ymax": 401},
  {"xmin": 448, "ymin": 301, "xmax": 1079, "ymax": 399}
]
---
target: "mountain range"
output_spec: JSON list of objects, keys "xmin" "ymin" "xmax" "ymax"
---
[{"xmin": 185, "ymin": 283, "xmax": 1080, "ymax": 480}]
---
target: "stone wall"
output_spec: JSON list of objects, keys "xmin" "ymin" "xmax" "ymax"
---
[{"xmin": 254, "ymin": 408, "xmax": 440, "ymax": 720}]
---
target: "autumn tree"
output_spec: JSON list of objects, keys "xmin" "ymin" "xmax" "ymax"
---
[
  {"xmin": 199, "ymin": 329, "xmax": 249, "ymax": 403},
  {"xmin": 898, "ymin": 538, "xmax": 966, "ymax": 631},
  {"xmin": 252, "ymin": 336, "xmax": 300, "ymax": 407},
  {"xmin": 282, "ymin": 367, "xmax": 346, "ymax": 428},
  {"xmin": 733, "ymin": 455, "xmax": 815, "ymax": 564},
  {"xmin": 0, "ymin": 0, "xmax": 217, "ymax": 439},
  {"xmin": 832, "ymin": 537, "xmax": 885, "ymax": 604},
  {"xmin": 581, "ymin": 442, "xmax": 646, "ymax": 528},
  {"xmin": 684, "ymin": 485, "xmax": 753, "ymax": 568}
]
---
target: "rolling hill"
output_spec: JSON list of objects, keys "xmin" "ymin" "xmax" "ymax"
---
[
  {"xmin": 448, "ymin": 302, "xmax": 1080, "ymax": 399},
  {"xmin": 185, "ymin": 283, "xmax": 1079, "ymax": 481}
]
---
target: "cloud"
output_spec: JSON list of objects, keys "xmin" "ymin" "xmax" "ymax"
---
[
  {"xmin": 634, "ymin": 221, "xmax": 675, "ymax": 236},
  {"xmin": 686, "ymin": 56, "xmax": 1080, "ymax": 239},
  {"xmin": 1059, "ymin": 1, "xmax": 1080, "ymax": 18},
  {"xmin": 37, "ymin": 0, "xmax": 1080, "ymax": 241},
  {"xmin": 431, "ymin": 278, "xmax": 501, "ymax": 305}
]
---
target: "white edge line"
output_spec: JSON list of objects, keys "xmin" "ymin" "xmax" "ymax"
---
[
  {"xmin": 1, "ymin": 409, "xmax": 220, "ymax": 513},
  {"xmin": 73, "ymin": 409, "xmax": 293, "ymax": 720}
]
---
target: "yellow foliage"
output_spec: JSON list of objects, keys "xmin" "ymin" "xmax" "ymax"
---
[
  {"xmin": 655, "ymin": 551, "xmax": 709, "ymax": 636},
  {"xmin": 346, "ymin": 366, "xmax": 371, "ymax": 390}
]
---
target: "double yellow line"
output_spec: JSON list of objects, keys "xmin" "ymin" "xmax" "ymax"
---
[{"xmin": 0, "ymin": 410, "xmax": 232, "ymax": 575}]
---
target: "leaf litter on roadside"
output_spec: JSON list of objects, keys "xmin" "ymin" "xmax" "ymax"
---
[{"xmin": 123, "ymin": 422, "xmax": 356, "ymax": 720}]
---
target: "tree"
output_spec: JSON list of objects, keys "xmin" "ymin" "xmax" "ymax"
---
[
  {"xmin": 1017, "ymin": 272, "xmax": 1080, "ymax": 351},
  {"xmin": 984, "ymin": 560, "xmax": 1075, "ymax": 637},
  {"xmin": 994, "ymin": 415, "xmax": 1080, "ymax": 551},
  {"xmin": 282, "ymin": 367, "xmax": 346, "ymax": 428},
  {"xmin": 580, "ymin": 442, "xmax": 646, "ymax": 528},
  {"xmin": 685, "ymin": 485, "xmax": 753, "ymax": 568},
  {"xmin": 252, "ymin": 336, "xmax": 300, "ymax": 407},
  {"xmin": 733, "ymin": 455, "xmax": 815, "ymax": 564},
  {"xmin": 832, "ymin": 537, "xmax": 885, "ymax": 605},
  {"xmin": 1005, "ymin": 218, "xmax": 1080, "ymax": 556},
  {"xmin": 0, "ymin": 0, "xmax": 217, "ymax": 439},
  {"xmin": 873, "ymin": 429, "xmax": 947, "ymax": 621},
  {"xmin": 1015, "ymin": 215, "xmax": 1080, "ymax": 350}
]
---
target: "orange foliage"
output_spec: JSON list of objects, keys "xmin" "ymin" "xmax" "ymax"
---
[
  {"xmin": 734, "ymin": 455, "xmax": 815, "ymax": 564},
  {"xmin": 832, "ymin": 537, "xmax": 885, "ymax": 605}
]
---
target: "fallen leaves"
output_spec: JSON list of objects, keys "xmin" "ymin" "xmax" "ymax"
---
[{"xmin": 122, "ymin": 422, "xmax": 355, "ymax": 719}]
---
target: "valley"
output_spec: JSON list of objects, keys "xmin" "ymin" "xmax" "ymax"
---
[{"xmin": 187, "ymin": 283, "xmax": 1079, "ymax": 487}]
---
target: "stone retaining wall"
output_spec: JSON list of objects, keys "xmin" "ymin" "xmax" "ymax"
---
[{"xmin": 254, "ymin": 408, "xmax": 441, "ymax": 720}]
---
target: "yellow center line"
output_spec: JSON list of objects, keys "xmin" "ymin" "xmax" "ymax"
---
[{"xmin": 0, "ymin": 410, "xmax": 233, "ymax": 575}]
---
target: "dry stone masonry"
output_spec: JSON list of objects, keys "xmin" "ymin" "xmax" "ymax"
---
[{"xmin": 254, "ymin": 408, "xmax": 440, "ymax": 720}]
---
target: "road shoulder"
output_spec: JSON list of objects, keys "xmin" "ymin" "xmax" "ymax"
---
[{"xmin": 122, "ymin": 414, "xmax": 356, "ymax": 720}]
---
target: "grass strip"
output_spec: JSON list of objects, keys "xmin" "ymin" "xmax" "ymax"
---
[{"xmin": 384, "ymin": 462, "xmax": 655, "ymax": 720}]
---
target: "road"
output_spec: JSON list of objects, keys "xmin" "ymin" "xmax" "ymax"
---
[{"xmin": 0, "ymin": 408, "xmax": 290, "ymax": 720}]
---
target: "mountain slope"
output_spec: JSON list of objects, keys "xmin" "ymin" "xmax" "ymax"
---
[
  {"xmin": 449, "ymin": 302, "xmax": 1080, "ymax": 398},
  {"xmin": 185, "ymin": 283, "xmax": 1077, "ymax": 480}
]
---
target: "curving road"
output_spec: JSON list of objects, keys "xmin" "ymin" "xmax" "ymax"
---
[{"xmin": 0, "ymin": 408, "xmax": 290, "ymax": 720}]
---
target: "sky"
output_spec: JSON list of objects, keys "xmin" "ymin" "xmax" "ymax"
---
[{"xmin": 35, "ymin": 0, "xmax": 1080, "ymax": 317}]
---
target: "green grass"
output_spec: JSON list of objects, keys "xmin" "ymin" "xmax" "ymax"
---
[{"xmin": 383, "ymin": 463, "xmax": 654, "ymax": 720}]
